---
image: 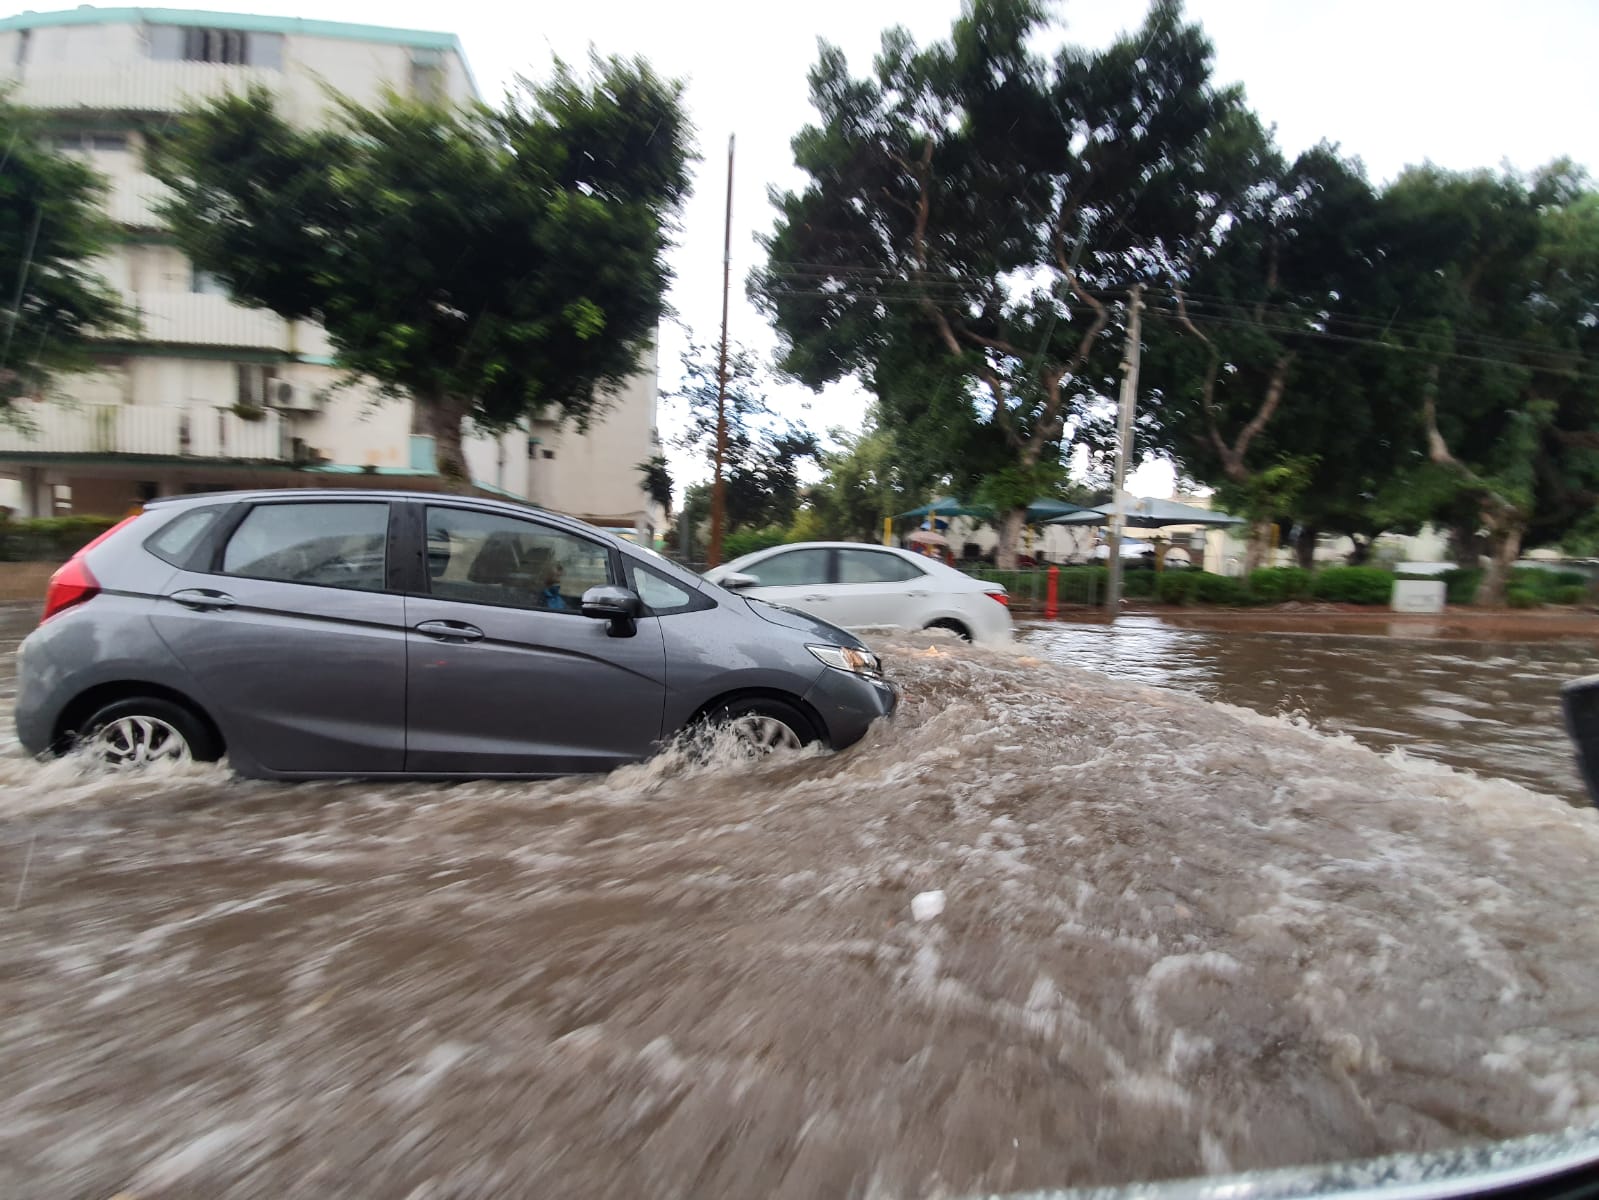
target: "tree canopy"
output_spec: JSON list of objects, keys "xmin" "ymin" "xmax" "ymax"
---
[
  {"xmin": 150, "ymin": 59, "xmax": 692, "ymax": 483},
  {"xmin": 0, "ymin": 97, "xmax": 133, "ymax": 409},
  {"xmin": 753, "ymin": 0, "xmax": 1254, "ymax": 566}
]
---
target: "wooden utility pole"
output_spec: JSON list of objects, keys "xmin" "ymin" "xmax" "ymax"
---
[
  {"xmin": 708, "ymin": 134, "xmax": 735, "ymax": 567},
  {"xmin": 1105, "ymin": 283, "xmax": 1143, "ymax": 619}
]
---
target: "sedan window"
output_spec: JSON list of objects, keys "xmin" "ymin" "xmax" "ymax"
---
[
  {"xmin": 746, "ymin": 548, "xmax": 831, "ymax": 586},
  {"xmin": 837, "ymin": 548, "xmax": 925, "ymax": 584},
  {"xmin": 221, "ymin": 502, "xmax": 389, "ymax": 591},
  {"xmin": 425, "ymin": 507, "xmax": 611, "ymax": 612}
]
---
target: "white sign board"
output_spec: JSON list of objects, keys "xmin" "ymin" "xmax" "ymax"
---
[{"xmin": 1393, "ymin": 579, "xmax": 1447, "ymax": 614}]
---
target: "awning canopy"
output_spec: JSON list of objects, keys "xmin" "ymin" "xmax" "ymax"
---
[
  {"xmin": 896, "ymin": 496, "xmax": 1095, "ymax": 522},
  {"xmin": 1046, "ymin": 497, "xmax": 1246, "ymax": 529}
]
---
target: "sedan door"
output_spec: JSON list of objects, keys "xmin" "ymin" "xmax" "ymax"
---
[
  {"xmin": 830, "ymin": 547, "xmax": 935, "ymax": 630},
  {"xmin": 150, "ymin": 499, "xmax": 407, "ymax": 773},
  {"xmin": 735, "ymin": 547, "xmax": 837, "ymax": 620},
  {"xmin": 402, "ymin": 504, "xmax": 668, "ymax": 775}
]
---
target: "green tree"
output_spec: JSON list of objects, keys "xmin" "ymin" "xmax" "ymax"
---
[
  {"xmin": 1373, "ymin": 164, "xmax": 1588, "ymax": 605},
  {"xmin": 150, "ymin": 60, "xmax": 691, "ymax": 484},
  {"xmin": 636, "ymin": 453, "xmax": 673, "ymax": 515},
  {"xmin": 1144, "ymin": 145, "xmax": 1396, "ymax": 571},
  {"xmin": 753, "ymin": 0, "xmax": 1253, "ymax": 568},
  {"xmin": 672, "ymin": 341, "xmax": 820, "ymax": 532},
  {"xmin": 0, "ymin": 98, "xmax": 133, "ymax": 407},
  {"xmin": 798, "ymin": 416, "xmax": 927, "ymax": 542}
]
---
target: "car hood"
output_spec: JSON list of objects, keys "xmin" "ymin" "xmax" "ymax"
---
[{"xmin": 743, "ymin": 597, "xmax": 864, "ymax": 647}]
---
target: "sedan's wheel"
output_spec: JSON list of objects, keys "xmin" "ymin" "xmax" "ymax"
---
[
  {"xmin": 79, "ymin": 698, "xmax": 220, "ymax": 768},
  {"xmin": 925, "ymin": 618, "xmax": 972, "ymax": 641},
  {"xmin": 703, "ymin": 697, "xmax": 819, "ymax": 757}
]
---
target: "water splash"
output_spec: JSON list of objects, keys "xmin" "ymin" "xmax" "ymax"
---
[{"xmin": 2, "ymin": 630, "xmax": 1598, "ymax": 1197}]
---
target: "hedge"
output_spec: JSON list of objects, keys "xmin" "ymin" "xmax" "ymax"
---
[
  {"xmin": 1247, "ymin": 566, "xmax": 1312, "ymax": 603},
  {"xmin": 1506, "ymin": 587, "xmax": 1541, "ymax": 609},
  {"xmin": 1309, "ymin": 566, "xmax": 1394, "ymax": 605},
  {"xmin": 0, "ymin": 515, "xmax": 123, "ymax": 562},
  {"xmin": 1551, "ymin": 585, "xmax": 1588, "ymax": 605}
]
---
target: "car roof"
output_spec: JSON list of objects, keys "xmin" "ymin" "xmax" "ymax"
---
[
  {"xmin": 736, "ymin": 541, "xmax": 917, "ymax": 553},
  {"xmin": 143, "ymin": 488, "xmax": 609, "ymax": 543}
]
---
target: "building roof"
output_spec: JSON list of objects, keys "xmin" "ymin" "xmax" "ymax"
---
[{"xmin": 0, "ymin": 6, "xmax": 463, "ymax": 51}]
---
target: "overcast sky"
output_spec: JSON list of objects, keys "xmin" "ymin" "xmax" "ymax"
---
[{"xmin": 150, "ymin": 0, "xmax": 1599, "ymax": 496}]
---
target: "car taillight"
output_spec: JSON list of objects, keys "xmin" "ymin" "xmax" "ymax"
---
[
  {"xmin": 41, "ymin": 557, "xmax": 100, "ymax": 624},
  {"xmin": 986, "ymin": 589, "xmax": 1010, "ymax": 607},
  {"xmin": 38, "ymin": 514, "xmax": 138, "ymax": 625}
]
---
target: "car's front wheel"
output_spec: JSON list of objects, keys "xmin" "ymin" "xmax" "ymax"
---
[
  {"xmin": 703, "ymin": 697, "xmax": 820, "ymax": 756},
  {"xmin": 79, "ymin": 697, "xmax": 221, "ymax": 768}
]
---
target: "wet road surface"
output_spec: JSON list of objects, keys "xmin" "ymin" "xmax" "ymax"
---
[
  {"xmin": 1023, "ymin": 616, "xmax": 1599, "ymax": 805},
  {"xmin": 2, "ymin": 618, "xmax": 1598, "ymax": 1197}
]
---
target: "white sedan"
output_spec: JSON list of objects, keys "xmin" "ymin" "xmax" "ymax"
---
[{"xmin": 704, "ymin": 542, "xmax": 1013, "ymax": 645}]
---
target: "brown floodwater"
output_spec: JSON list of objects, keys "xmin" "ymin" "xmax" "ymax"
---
[
  {"xmin": 1020, "ymin": 615, "xmax": 1599, "ymax": 805},
  {"xmin": 1, "ymin": 611, "xmax": 1598, "ymax": 1198}
]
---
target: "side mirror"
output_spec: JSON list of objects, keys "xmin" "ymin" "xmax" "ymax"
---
[
  {"xmin": 1564, "ymin": 674, "xmax": 1599, "ymax": 805},
  {"xmin": 721, "ymin": 572, "xmax": 760, "ymax": 590},
  {"xmin": 581, "ymin": 584, "xmax": 642, "ymax": 637}
]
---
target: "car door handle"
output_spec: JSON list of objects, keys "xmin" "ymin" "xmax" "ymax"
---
[
  {"xmin": 802, "ymin": 594, "xmax": 829, "ymax": 602},
  {"xmin": 414, "ymin": 619, "xmax": 484, "ymax": 643},
  {"xmin": 168, "ymin": 588, "xmax": 236, "ymax": 611},
  {"xmin": 907, "ymin": 590, "xmax": 930, "ymax": 598}
]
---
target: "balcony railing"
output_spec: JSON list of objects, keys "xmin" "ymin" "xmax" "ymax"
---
[
  {"xmin": 0, "ymin": 61, "xmax": 281, "ymax": 115},
  {"xmin": 0, "ymin": 403, "xmax": 289, "ymax": 461},
  {"xmin": 134, "ymin": 293, "xmax": 290, "ymax": 351}
]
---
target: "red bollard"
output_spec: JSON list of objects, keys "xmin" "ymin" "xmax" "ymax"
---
[{"xmin": 1044, "ymin": 564, "xmax": 1059, "ymax": 620}]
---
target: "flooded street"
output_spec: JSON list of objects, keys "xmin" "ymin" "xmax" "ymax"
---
[
  {"xmin": 3, "ymin": 612, "xmax": 1599, "ymax": 1197},
  {"xmin": 1024, "ymin": 616, "xmax": 1599, "ymax": 806}
]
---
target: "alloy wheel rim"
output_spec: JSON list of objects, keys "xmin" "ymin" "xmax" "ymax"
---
[
  {"xmin": 91, "ymin": 716, "xmax": 192, "ymax": 768},
  {"xmin": 731, "ymin": 715, "xmax": 803, "ymax": 754}
]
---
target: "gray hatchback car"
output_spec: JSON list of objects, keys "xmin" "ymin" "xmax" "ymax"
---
[{"xmin": 14, "ymin": 490, "xmax": 896, "ymax": 778}]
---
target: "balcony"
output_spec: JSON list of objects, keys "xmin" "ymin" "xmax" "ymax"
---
[
  {"xmin": 0, "ymin": 61, "xmax": 281, "ymax": 116},
  {"xmin": 134, "ymin": 293, "xmax": 290, "ymax": 351},
  {"xmin": 0, "ymin": 403, "xmax": 290, "ymax": 462}
]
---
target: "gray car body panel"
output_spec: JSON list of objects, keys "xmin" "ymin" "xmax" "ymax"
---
[{"xmin": 14, "ymin": 489, "xmax": 896, "ymax": 779}]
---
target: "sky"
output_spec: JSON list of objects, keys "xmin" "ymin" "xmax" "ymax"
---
[{"xmin": 108, "ymin": 0, "xmax": 1599, "ymax": 498}]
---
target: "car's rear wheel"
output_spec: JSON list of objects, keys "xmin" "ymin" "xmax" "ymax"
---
[
  {"xmin": 925, "ymin": 618, "xmax": 972, "ymax": 641},
  {"xmin": 79, "ymin": 697, "xmax": 221, "ymax": 768},
  {"xmin": 704, "ymin": 697, "xmax": 819, "ymax": 756}
]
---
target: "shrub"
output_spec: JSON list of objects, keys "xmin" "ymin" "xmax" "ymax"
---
[
  {"xmin": 1511, "ymin": 567, "xmax": 1588, "ymax": 600},
  {"xmin": 1195, "ymin": 572, "xmax": 1247, "ymax": 605},
  {"xmin": 1439, "ymin": 567, "xmax": 1484, "ymax": 605},
  {"xmin": 1158, "ymin": 571, "xmax": 1198, "ymax": 605},
  {"xmin": 1550, "ymin": 585, "xmax": 1587, "ymax": 605},
  {"xmin": 1311, "ymin": 566, "xmax": 1393, "ymax": 605},
  {"xmin": 0, "ymin": 514, "xmax": 123, "ymax": 562},
  {"xmin": 1506, "ymin": 587, "xmax": 1540, "ymax": 609},
  {"xmin": 1248, "ymin": 566, "xmax": 1312, "ymax": 603},
  {"xmin": 1121, "ymin": 569, "xmax": 1156, "ymax": 598},
  {"xmin": 721, "ymin": 526, "xmax": 790, "ymax": 560}
]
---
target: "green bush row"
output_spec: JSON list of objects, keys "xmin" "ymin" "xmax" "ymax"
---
[{"xmin": 0, "ymin": 515, "xmax": 123, "ymax": 562}]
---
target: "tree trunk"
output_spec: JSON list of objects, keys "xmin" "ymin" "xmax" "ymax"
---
[
  {"xmin": 1294, "ymin": 525, "xmax": 1318, "ymax": 570},
  {"xmin": 1476, "ymin": 515, "xmax": 1523, "ymax": 608},
  {"xmin": 1346, "ymin": 536, "xmax": 1371, "ymax": 566},
  {"xmin": 1447, "ymin": 519, "xmax": 1484, "ymax": 568},
  {"xmin": 1243, "ymin": 518, "xmax": 1274, "ymax": 574},
  {"xmin": 424, "ymin": 396, "xmax": 471, "ymax": 491},
  {"xmin": 994, "ymin": 507, "xmax": 1028, "ymax": 570}
]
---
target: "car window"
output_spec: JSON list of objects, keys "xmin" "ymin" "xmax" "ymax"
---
[
  {"xmin": 627, "ymin": 561, "xmax": 697, "ymax": 614},
  {"xmin": 145, "ymin": 506, "xmax": 222, "ymax": 567},
  {"xmin": 425, "ymin": 507, "xmax": 611, "ymax": 612},
  {"xmin": 747, "ymin": 548, "xmax": 831, "ymax": 587},
  {"xmin": 837, "ymin": 548, "xmax": 925, "ymax": 584},
  {"xmin": 221, "ymin": 502, "xmax": 388, "ymax": 591}
]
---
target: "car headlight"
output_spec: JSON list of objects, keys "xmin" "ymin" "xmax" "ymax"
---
[{"xmin": 808, "ymin": 643, "xmax": 883, "ymax": 677}]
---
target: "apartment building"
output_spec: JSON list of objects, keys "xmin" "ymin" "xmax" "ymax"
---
[{"xmin": 0, "ymin": 6, "xmax": 661, "ymax": 541}]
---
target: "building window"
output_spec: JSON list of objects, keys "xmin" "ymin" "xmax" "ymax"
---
[
  {"xmin": 236, "ymin": 364, "xmax": 277, "ymax": 410},
  {"xmin": 183, "ymin": 27, "xmax": 247, "ymax": 64},
  {"xmin": 410, "ymin": 49, "xmax": 445, "ymax": 102},
  {"xmin": 51, "ymin": 131, "xmax": 129, "ymax": 155},
  {"xmin": 191, "ymin": 267, "xmax": 229, "ymax": 297},
  {"xmin": 541, "ymin": 449, "xmax": 555, "ymax": 460},
  {"xmin": 15, "ymin": 29, "xmax": 30, "ymax": 68}
]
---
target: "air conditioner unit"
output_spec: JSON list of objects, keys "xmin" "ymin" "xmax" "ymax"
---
[{"xmin": 267, "ymin": 380, "xmax": 326, "ymax": 413}]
